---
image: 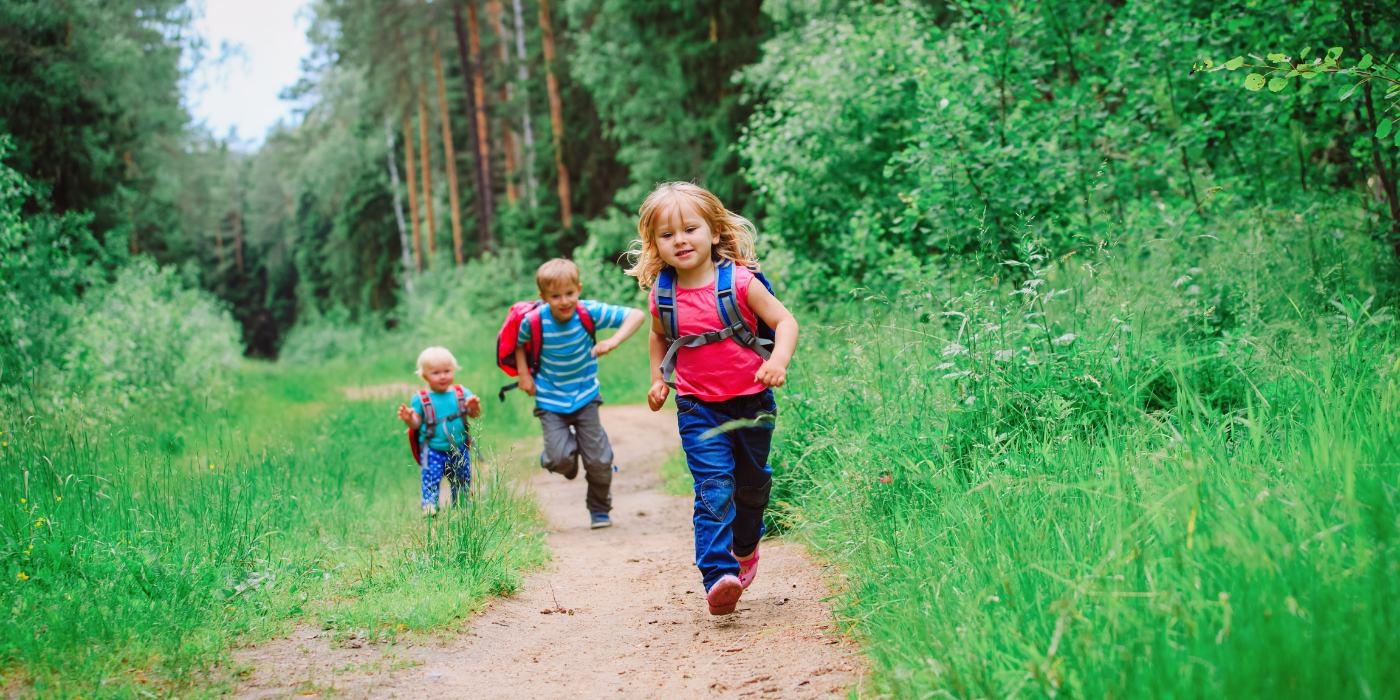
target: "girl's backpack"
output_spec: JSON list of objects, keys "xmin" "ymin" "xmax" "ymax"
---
[
  {"xmin": 494, "ymin": 301, "xmax": 596, "ymax": 401},
  {"xmin": 407, "ymin": 385, "xmax": 472, "ymax": 465},
  {"xmin": 655, "ymin": 259, "xmax": 774, "ymax": 387}
]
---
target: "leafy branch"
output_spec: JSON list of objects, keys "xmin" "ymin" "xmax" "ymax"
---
[{"xmin": 1192, "ymin": 47, "xmax": 1400, "ymax": 142}]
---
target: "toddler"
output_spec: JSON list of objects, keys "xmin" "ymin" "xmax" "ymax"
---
[{"xmin": 397, "ymin": 347, "xmax": 482, "ymax": 515}]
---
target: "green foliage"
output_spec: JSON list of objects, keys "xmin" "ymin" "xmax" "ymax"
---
[
  {"xmin": 0, "ymin": 370, "xmax": 546, "ymax": 696},
  {"xmin": 742, "ymin": 0, "xmax": 1400, "ymax": 298},
  {"xmin": 769, "ymin": 214, "xmax": 1398, "ymax": 698}
]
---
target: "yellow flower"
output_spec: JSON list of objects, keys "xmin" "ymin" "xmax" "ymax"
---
[
  {"xmin": 19, "ymin": 498, "xmax": 24, "ymax": 504},
  {"xmin": 17, "ymin": 572, "xmax": 27, "ymax": 580},
  {"xmin": 55, "ymin": 497, "xmax": 60, "ymax": 502},
  {"xmin": 209, "ymin": 464, "xmax": 214, "ymax": 469}
]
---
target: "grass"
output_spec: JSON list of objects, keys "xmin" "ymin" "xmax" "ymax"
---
[
  {"xmin": 767, "ymin": 228, "xmax": 1400, "ymax": 698},
  {"xmin": 0, "ymin": 353, "xmax": 557, "ymax": 697},
  {"xmin": 657, "ymin": 449, "xmax": 694, "ymax": 496}
]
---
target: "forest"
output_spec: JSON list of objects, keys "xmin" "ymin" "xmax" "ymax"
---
[{"xmin": 2, "ymin": 0, "xmax": 1399, "ymax": 696}]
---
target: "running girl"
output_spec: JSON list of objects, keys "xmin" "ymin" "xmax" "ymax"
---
[
  {"xmin": 626, "ymin": 182, "xmax": 799, "ymax": 615},
  {"xmin": 398, "ymin": 346, "xmax": 482, "ymax": 515}
]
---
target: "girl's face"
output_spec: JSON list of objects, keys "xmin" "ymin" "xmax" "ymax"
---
[
  {"xmin": 423, "ymin": 363, "xmax": 455, "ymax": 392},
  {"xmin": 653, "ymin": 198, "xmax": 719, "ymax": 272}
]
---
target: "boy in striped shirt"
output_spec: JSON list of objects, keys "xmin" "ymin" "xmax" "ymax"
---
[{"xmin": 515, "ymin": 259, "xmax": 646, "ymax": 529}]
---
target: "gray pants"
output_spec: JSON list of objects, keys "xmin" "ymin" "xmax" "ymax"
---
[{"xmin": 535, "ymin": 397, "xmax": 613, "ymax": 514}]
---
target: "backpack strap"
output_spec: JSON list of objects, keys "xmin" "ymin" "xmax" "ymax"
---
[
  {"xmin": 525, "ymin": 306, "xmax": 545, "ymax": 372},
  {"xmin": 451, "ymin": 385, "xmax": 471, "ymax": 450},
  {"xmin": 656, "ymin": 261, "xmax": 773, "ymax": 388},
  {"xmin": 575, "ymin": 303, "xmax": 597, "ymax": 345},
  {"xmin": 656, "ymin": 267, "xmax": 679, "ymax": 343},
  {"xmin": 417, "ymin": 389, "xmax": 438, "ymax": 445}
]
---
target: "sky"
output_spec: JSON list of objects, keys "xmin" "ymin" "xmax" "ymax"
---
[{"xmin": 185, "ymin": 0, "xmax": 315, "ymax": 148}]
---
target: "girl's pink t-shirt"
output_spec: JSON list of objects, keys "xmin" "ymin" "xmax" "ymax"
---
[{"xmin": 649, "ymin": 265, "xmax": 767, "ymax": 401}]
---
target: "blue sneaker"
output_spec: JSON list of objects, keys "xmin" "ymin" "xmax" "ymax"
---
[{"xmin": 590, "ymin": 512, "xmax": 612, "ymax": 529}]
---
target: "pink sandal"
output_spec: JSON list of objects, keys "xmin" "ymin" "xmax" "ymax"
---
[
  {"xmin": 706, "ymin": 575, "xmax": 743, "ymax": 615},
  {"xmin": 732, "ymin": 545, "xmax": 760, "ymax": 589}
]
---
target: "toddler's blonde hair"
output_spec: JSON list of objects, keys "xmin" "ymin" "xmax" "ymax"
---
[
  {"xmin": 536, "ymin": 258, "xmax": 581, "ymax": 292},
  {"xmin": 415, "ymin": 346, "xmax": 461, "ymax": 378},
  {"xmin": 624, "ymin": 182, "xmax": 759, "ymax": 288}
]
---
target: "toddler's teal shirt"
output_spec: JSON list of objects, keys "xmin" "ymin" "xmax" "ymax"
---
[{"xmin": 410, "ymin": 388, "xmax": 473, "ymax": 452}]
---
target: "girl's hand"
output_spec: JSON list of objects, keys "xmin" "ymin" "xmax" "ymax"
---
[
  {"xmin": 465, "ymin": 395, "xmax": 482, "ymax": 419},
  {"xmin": 754, "ymin": 360, "xmax": 787, "ymax": 388},
  {"xmin": 398, "ymin": 404, "xmax": 421, "ymax": 427},
  {"xmin": 647, "ymin": 380, "xmax": 670, "ymax": 412}
]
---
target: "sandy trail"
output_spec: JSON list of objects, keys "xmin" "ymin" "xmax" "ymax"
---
[{"xmin": 235, "ymin": 405, "xmax": 860, "ymax": 698}]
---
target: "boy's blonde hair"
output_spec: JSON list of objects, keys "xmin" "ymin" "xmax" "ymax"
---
[
  {"xmin": 415, "ymin": 346, "xmax": 461, "ymax": 378},
  {"xmin": 624, "ymin": 182, "xmax": 759, "ymax": 288},
  {"xmin": 536, "ymin": 258, "xmax": 581, "ymax": 292}
]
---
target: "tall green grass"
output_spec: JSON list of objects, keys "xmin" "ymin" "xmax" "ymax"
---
[
  {"xmin": 769, "ymin": 225, "xmax": 1400, "ymax": 697},
  {"xmin": 0, "ymin": 364, "xmax": 546, "ymax": 697}
]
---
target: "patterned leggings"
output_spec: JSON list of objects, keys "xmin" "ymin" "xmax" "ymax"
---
[{"xmin": 421, "ymin": 446, "xmax": 471, "ymax": 507}]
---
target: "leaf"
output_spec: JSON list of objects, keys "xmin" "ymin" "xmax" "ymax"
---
[
  {"xmin": 1327, "ymin": 47, "xmax": 1344, "ymax": 60},
  {"xmin": 1379, "ymin": 119, "xmax": 1394, "ymax": 139},
  {"xmin": 1267, "ymin": 52, "xmax": 1287, "ymax": 62},
  {"xmin": 697, "ymin": 414, "xmax": 775, "ymax": 440},
  {"xmin": 1268, "ymin": 77, "xmax": 1289, "ymax": 92},
  {"xmin": 1225, "ymin": 56, "xmax": 1245, "ymax": 70},
  {"xmin": 1341, "ymin": 84, "xmax": 1358, "ymax": 101},
  {"xmin": 1301, "ymin": 71, "xmax": 1317, "ymax": 79},
  {"xmin": 1244, "ymin": 74, "xmax": 1266, "ymax": 91},
  {"xmin": 1358, "ymin": 54, "xmax": 1374, "ymax": 70},
  {"xmin": 1300, "ymin": 46, "xmax": 1311, "ymax": 58}
]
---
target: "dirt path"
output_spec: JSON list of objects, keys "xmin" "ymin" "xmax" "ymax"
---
[{"xmin": 234, "ymin": 405, "xmax": 861, "ymax": 698}]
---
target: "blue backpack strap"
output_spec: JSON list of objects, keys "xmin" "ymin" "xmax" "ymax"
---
[
  {"xmin": 655, "ymin": 267, "xmax": 679, "ymax": 343},
  {"xmin": 657, "ymin": 260, "xmax": 773, "ymax": 388}
]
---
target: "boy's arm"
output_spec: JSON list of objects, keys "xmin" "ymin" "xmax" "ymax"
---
[
  {"xmin": 747, "ymin": 282, "xmax": 799, "ymax": 388},
  {"xmin": 647, "ymin": 316, "xmax": 669, "ymax": 411},
  {"xmin": 514, "ymin": 345, "xmax": 535, "ymax": 396},
  {"xmin": 591, "ymin": 308, "xmax": 646, "ymax": 357}
]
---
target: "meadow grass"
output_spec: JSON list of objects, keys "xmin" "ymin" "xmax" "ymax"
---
[{"xmin": 768, "ymin": 231, "xmax": 1400, "ymax": 698}]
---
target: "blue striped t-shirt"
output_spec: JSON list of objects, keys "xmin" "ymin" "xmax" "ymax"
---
[{"xmin": 518, "ymin": 300, "xmax": 636, "ymax": 414}]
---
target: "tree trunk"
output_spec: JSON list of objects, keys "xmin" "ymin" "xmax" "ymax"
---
[
  {"xmin": 215, "ymin": 226, "xmax": 224, "ymax": 268},
  {"xmin": 510, "ymin": 0, "xmax": 539, "ymax": 209},
  {"xmin": 486, "ymin": 0, "xmax": 518, "ymax": 204},
  {"xmin": 453, "ymin": 1, "xmax": 496, "ymax": 251},
  {"xmin": 432, "ymin": 35, "xmax": 466, "ymax": 266},
  {"xmin": 402, "ymin": 113, "xmax": 424, "ymax": 273},
  {"xmin": 417, "ymin": 81, "xmax": 437, "ymax": 266},
  {"xmin": 231, "ymin": 209, "xmax": 244, "ymax": 273},
  {"xmin": 537, "ymin": 0, "xmax": 571, "ymax": 227},
  {"xmin": 385, "ymin": 117, "xmax": 415, "ymax": 291},
  {"xmin": 467, "ymin": 3, "xmax": 491, "ymax": 180}
]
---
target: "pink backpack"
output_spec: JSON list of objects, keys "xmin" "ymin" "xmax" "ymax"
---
[{"xmin": 495, "ymin": 301, "xmax": 596, "ymax": 401}]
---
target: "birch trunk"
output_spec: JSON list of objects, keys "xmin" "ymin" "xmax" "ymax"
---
[
  {"xmin": 385, "ymin": 117, "xmax": 415, "ymax": 291},
  {"xmin": 510, "ymin": 0, "xmax": 538, "ymax": 208}
]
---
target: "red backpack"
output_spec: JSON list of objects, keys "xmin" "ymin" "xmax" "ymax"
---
[
  {"xmin": 407, "ymin": 385, "xmax": 472, "ymax": 465},
  {"xmin": 495, "ymin": 301, "xmax": 596, "ymax": 401}
]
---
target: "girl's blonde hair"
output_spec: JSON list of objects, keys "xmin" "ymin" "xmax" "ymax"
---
[
  {"xmin": 624, "ymin": 182, "xmax": 759, "ymax": 288},
  {"xmin": 415, "ymin": 346, "xmax": 461, "ymax": 378}
]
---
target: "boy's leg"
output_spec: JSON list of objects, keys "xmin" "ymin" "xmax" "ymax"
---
[
  {"xmin": 534, "ymin": 407, "xmax": 580, "ymax": 479},
  {"xmin": 676, "ymin": 395, "xmax": 740, "ymax": 591},
  {"xmin": 729, "ymin": 390, "xmax": 776, "ymax": 558},
  {"xmin": 571, "ymin": 398, "xmax": 615, "ymax": 514}
]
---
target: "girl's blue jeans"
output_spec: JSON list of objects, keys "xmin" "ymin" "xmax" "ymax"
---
[
  {"xmin": 675, "ymin": 389, "xmax": 776, "ymax": 590},
  {"xmin": 422, "ymin": 445, "xmax": 471, "ymax": 507}
]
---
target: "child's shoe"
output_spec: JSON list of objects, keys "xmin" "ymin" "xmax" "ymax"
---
[
  {"xmin": 422, "ymin": 504, "xmax": 438, "ymax": 517},
  {"xmin": 732, "ymin": 545, "xmax": 760, "ymax": 589},
  {"xmin": 590, "ymin": 512, "xmax": 612, "ymax": 529},
  {"xmin": 706, "ymin": 575, "xmax": 743, "ymax": 615}
]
